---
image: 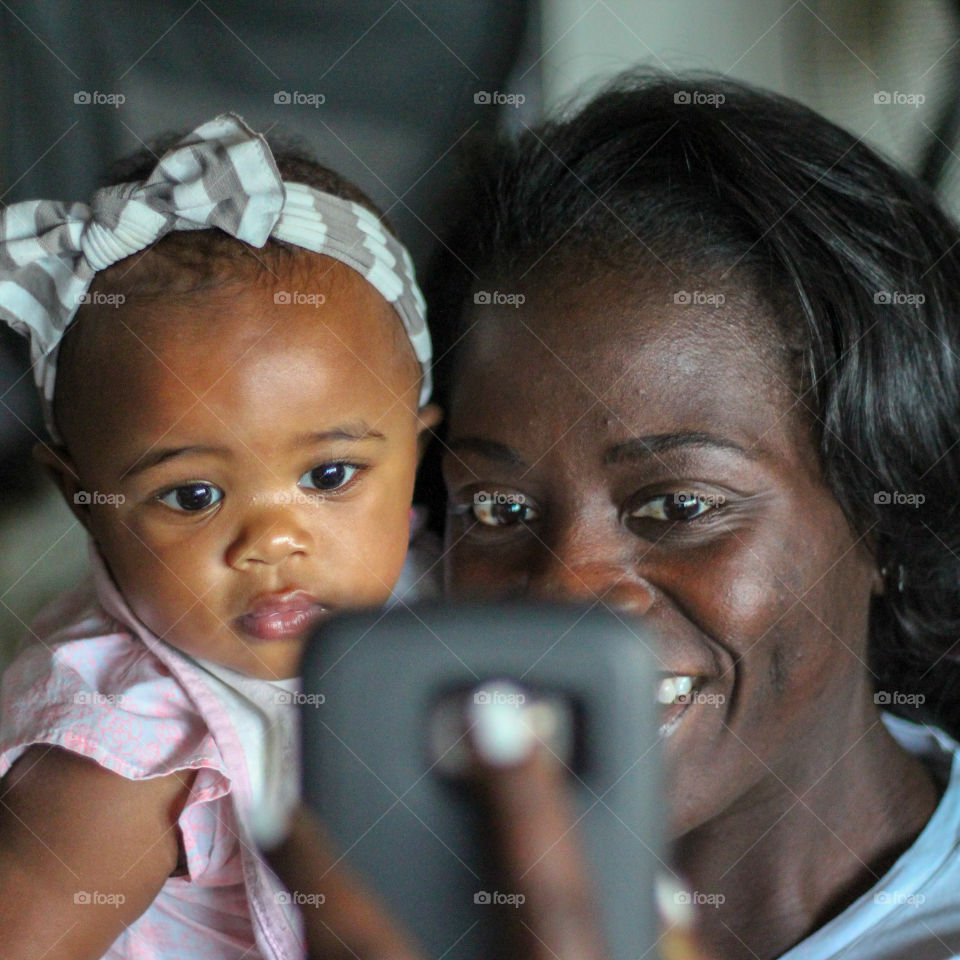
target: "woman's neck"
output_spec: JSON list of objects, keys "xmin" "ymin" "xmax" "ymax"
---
[{"xmin": 673, "ymin": 719, "xmax": 941, "ymax": 960}]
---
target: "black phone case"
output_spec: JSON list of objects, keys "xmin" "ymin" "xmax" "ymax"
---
[{"xmin": 300, "ymin": 602, "xmax": 662, "ymax": 960}]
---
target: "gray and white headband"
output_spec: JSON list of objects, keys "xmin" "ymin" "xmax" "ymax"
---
[{"xmin": 0, "ymin": 113, "xmax": 432, "ymax": 441}]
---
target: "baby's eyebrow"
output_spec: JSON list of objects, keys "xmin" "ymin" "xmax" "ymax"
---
[
  {"xmin": 291, "ymin": 427, "xmax": 386, "ymax": 446},
  {"xmin": 120, "ymin": 445, "xmax": 224, "ymax": 480},
  {"xmin": 120, "ymin": 426, "xmax": 386, "ymax": 480},
  {"xmin": 604, "ymin": 432, "xmax": 758, "ymax": 465}
]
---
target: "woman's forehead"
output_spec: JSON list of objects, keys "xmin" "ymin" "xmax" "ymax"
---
[{"xmin": 451, "ymin": 272, "xmax": 809, "ymax": 464}]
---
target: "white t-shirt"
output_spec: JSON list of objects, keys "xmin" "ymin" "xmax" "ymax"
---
[{"xmin": 781, "ymin": 713, "xmax": 960, "ymax": 959}]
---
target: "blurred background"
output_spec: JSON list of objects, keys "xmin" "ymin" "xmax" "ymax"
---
[{"xmin": 1, "ymin": 0, "xmax": 958, "ymax": 669}]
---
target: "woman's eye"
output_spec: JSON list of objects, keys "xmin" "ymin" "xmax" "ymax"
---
[
  {"xmin": 629, "ymin": 493, "xmax": 719, "ymax": 523},
  {"xmin": 471, "ymin": 495, "xmax": 539, "ymax": 527},
  {"xmin": 157, "ymin": 483, "xmax": 223, "ymax": 512},
  {"xmin": 300, "ymin": 462, "xmax": 359, "ymax": 493}
]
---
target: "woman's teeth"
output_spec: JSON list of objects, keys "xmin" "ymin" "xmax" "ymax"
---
[{"xmin": 657, "ymin": 675, "xmax": 695, "ymax": 705}]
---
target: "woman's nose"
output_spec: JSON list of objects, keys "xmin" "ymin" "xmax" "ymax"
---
[
  {"xmin": 527, "ymin": 523, "xmax": 655, "ymax": 617},
  {"xmin": 224, "ymin": 501, "xmax": 315, "ymax": 568}
]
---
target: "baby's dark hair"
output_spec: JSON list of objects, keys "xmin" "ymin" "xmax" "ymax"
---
[{"xmin": 434, "ymin": 71, "xmax": 960, "ymax": 731}]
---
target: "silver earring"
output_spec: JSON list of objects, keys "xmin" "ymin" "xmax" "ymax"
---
[{"xmin": 881, "ymin": 564, "xmax": 906, "ymax": 593}]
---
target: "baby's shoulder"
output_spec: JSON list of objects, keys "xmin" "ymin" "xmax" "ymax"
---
[{"xmin": 0, "ymin": 594, "xmax": 224, "ymax": 782}]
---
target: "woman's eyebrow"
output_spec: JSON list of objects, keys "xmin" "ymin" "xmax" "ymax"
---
[
  {"xmin": 604, "ymin": 432, "xmax": 759, "ymax": 465},
  {"xmin": 445, "ymin": 437, "xmax": 526, "ymax": 466}
]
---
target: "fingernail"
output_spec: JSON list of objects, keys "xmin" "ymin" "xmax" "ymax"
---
[
  {"xmin": 467, "ymin": 681, "xmax": 535, "ymax": 767},
  {"xmin": 655, "ymin": 872, "xmax": 696, "ymax": 928}
]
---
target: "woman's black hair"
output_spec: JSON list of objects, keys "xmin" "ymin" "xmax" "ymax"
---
[{"xmin": 427, "ymin": 71, "xmax": 960, "ymax": 732}]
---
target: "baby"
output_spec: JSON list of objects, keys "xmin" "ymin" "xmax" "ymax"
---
[{"xmin": 0, "ymin": 115, "xmax": 439, "ymax": 959}]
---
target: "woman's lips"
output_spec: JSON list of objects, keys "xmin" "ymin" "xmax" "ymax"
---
[{"xmin": 236, "ymin": 592, "xmax": 328, "ymax": 641}]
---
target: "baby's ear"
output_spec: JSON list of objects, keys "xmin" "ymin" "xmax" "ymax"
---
[
  {"xmin": 33, "ymin": 442, "xmax": 92, "ymax": 530},
  {"xmin": 415, "ymin": 404, "xmax": 443, "ymax": 465}
]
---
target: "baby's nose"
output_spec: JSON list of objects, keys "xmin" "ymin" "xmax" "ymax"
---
[{"xmin": 225, "ymin": 501, "xmax": 315, "ymax": 567}]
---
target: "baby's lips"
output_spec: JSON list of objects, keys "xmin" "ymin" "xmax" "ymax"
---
[{"xmin": 236, "ymin": 590, "xmax": 329, "ymax": 641}]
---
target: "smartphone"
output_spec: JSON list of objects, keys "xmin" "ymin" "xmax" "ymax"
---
[{"xmin": 300, "ymin": 602, "xmax": 662, "ymax": 960}]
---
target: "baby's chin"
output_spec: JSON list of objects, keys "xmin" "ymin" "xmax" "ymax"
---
[{"xmin": 153, "ymin": 622, "xmax": 309, "ymax": 682}]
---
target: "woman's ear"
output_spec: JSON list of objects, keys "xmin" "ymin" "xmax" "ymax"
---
[
  {"xmin": 33, "ymin": 442, "xmax": 93, "ymax": 532},
  {"xmin": 415, "ymin": 403, "xmax": 443, "ymax": 466}
]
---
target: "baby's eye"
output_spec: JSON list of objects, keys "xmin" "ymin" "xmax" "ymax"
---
[
  {"xmin": 300, "ymin": 462, "xmax": 360, "ymax": 493},
  {"xmin": 472, "ymin": 495, "xmax": 539, "ymax": 527},
  {"xmin": 157, "ymin": 482, "xmax": 223, "ymax": 512},
  {"xmin": 629, "ymin": 493, "xmax": 718, "ymax": 523}
]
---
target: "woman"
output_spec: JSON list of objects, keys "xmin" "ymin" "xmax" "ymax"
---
[{"xmin": 269, "ymin": 72, "xmax": 960, "ymax": 959}]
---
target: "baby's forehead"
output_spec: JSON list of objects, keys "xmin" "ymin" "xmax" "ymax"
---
[{"xmin": 54, "ymin": 259, "xmax": 417, "ymax": 447}]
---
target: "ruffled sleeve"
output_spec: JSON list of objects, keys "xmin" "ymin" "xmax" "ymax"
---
[{"xmin": 0, "ymin": 602, "xmax": 235, "ymax": 883}]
